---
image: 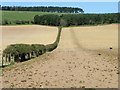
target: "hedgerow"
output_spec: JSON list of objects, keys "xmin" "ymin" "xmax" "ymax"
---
[
  {"xmin": 34, "ymin": 13, "xmax": 119, "ymax": 27},
  {"xmin": 3, "ymin": 44, "xmax": 46, "ymax": 62},
  {"xmin": 2, "ymin": 27, "xmax": 62, "ymax": 66},
  {"xmin": 45, "ymin": 27, "xmax": 62, "ymax": 52}
]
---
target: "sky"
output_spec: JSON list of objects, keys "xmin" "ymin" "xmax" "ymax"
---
[
  {"xmin": 1, "ymin": 0, "xmax": 120, "ymax": 2},
  {"xmin": 1, "ymin": 1, "xmax": 119, "ymax": 13}
]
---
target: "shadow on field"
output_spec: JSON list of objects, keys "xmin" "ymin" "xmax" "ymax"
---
[{"xmin": 69, "ymin": 28, "xmax": 83, "ymax": 50}]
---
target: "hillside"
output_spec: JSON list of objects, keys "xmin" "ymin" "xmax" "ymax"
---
[
  {"xmin": 1, "ymin": 11, "xmax": 118, "ymax": 26},
  {"xmin": 1, "ymin": 25, "xmax": 58, "ymax": 50},
  {"xmin": 1, "ymin": 11, "xmax": 70, "ymax": 25},
  {"xmin": 2, "ymin": 24, "xmax": 118, "ymax": 88}
]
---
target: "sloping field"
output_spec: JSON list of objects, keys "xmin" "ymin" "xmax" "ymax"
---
[
  {"xmin": 1, "ymin": 25, "xmax": 58, "ymax": 50},
  {"xmin": 1, "ymin": 11, "xmax": 56, "ymax": 23},
  {"xmin": 1, "ymin": 11, "xmax": 67, "ymax": 24},
  {"xmin": 2, "ymin": 24, "xmax": 118, "ymax": 88},
  {"xmin": 60, "ymin": 24, "xmax": 118, "ymax": 50}
]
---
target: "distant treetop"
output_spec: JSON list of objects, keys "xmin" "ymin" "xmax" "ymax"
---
[{"xmin": 1, "ymin": 6, "xmax": 84, "ymax": 13}]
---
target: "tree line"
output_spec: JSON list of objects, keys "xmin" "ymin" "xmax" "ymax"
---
[
  {"xmin": 1, "ymin": 6, "xmax": 84, "ymax": 13},
  {"xmin": 34, "ymin": 14, "xmax": 61, "ymax": 26},
  {"xmin": 34, "ymin": 13, "xmax": 119, "ymax": 27},
  {"xmin": 1, "ymin": 13, "xmax": 119, "ymax": 26},
  {"xmin": 2, "ymin": 27, "xmax": 62, "ymax": 67}
]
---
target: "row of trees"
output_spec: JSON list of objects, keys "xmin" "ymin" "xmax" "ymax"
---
[
  {"xmin": 1, "ymin": 13, "xmax": 118, "ymax": 26},
  {"xmin": 34, "ymin": 13, "xmax": 119, "ymax": 27},
  {"xmin": 3, "ymin": 44, "xmax": 46, "ymax": 63},
  {"xmin": 2, "ymin": 27, "xmax": 62, "ymax": 66},
  {"xmin": 1, "ymin": 6, "xmax": 84, "ymax": 13},
  {"xmin": 34, "ymin": 14, "xmax": 61, "ymax": 26},
  {"xmin": 60, "ymin": 13, "xmax": 119, "ymax": 26}
]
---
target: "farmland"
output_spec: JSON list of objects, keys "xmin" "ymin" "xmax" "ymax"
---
[
  {"xmin": 0, "ymin": 3, "xmax": 119, "ymax": 88},
  {"xmin": 1, "ymin": 11, "xmax": 119, "ymax": 26},
  {"xmin": 1, "ymin": 11, "xmax": 64, "ymax": 25},
  {"xmin": 2, "ymin": 26, "xmax": 62, "ymax": 64},
  {"xmin": 1, "ymin": 25, "xmax": 58, "ymax": 50},
  {"xmin": 2, "ymin": 24, "xmax": 118, "ymax": 88}
]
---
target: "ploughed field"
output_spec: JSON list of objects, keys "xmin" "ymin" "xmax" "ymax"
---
[
  {"xmin": 1, "ymin": 25, "xmax": 58, "ymax": 50},
  {"xmin": 2, "ymin": 24, "xmax": 118, "ymax": 88}
]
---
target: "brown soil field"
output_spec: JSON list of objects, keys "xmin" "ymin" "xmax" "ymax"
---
[
  {"xmin": 1, "ymin": 25, "xmax": 58, "ymax": 50},
  {"xmin": 1, "ymin": 24, "xmax": 118, "ymax": 88}
]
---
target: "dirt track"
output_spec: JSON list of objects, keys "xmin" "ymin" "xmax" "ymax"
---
[{"xmin": 2, "ymin": 24, "xmax": 118, "ymax": 88}]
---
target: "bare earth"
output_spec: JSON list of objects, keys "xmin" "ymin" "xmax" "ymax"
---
[
  {"xmin": 1, "ymin": 25, "xmax": 58, "ymax": 50},
  {"xmin": 2, "ymin": 24, "xmax": 118, "ymax": 88}
]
